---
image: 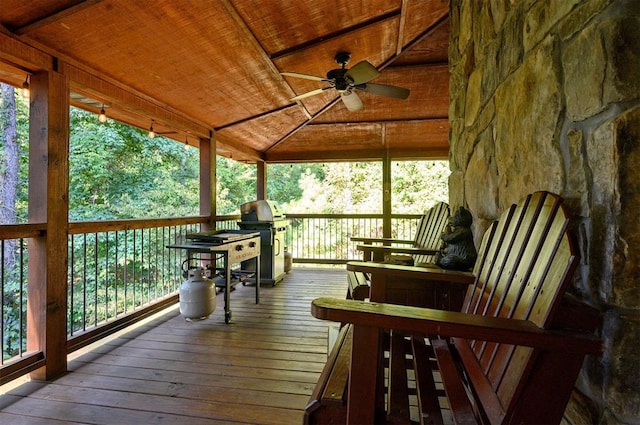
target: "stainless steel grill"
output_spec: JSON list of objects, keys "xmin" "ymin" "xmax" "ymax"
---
[{"xmin": 238, "ymin": 200, "xmax": 289, "ymax": 286}]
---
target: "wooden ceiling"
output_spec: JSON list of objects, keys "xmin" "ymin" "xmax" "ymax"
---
[{"xmin": 0, "ymin": 0, "xmax": 450, "ymax": 163}]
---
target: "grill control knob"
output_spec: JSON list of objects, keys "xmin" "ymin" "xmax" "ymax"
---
[{"xmin": 235, "ymin": 245, "xmax": 244, "ymax": 251}]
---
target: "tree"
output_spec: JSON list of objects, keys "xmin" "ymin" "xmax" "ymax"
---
[{"xmin": 1, "ymin": 83, "xmax": 19, "ymax": 262}]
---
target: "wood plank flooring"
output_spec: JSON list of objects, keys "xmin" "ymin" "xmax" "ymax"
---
[{"xmin": 0, "ymin": 267, "xmax": 347, "ymax": 425}]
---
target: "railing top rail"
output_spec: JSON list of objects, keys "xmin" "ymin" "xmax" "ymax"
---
[
  {"xmin": 0, "ymin": 223, "xmax": 46, "ymax": 240},
  {"xmin": 282, "ymin": 213, "xmax": 423, "ymax": 219},
  {"xmin": 69, "ymin": 215, "xmax": 209, "ymax": 234}
]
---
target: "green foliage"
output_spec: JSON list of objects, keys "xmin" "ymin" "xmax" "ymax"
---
[
  {"xmin": 69, "ymin": 108, "xmax": 200, "ymax": 220},
  {"xmin": 215, "ymin": 157, "xmax": 257, "ymax": 215},
  {"xmin": 267, "ymin": 163, "xmax": 324, "ymax": 207},
  {"xmin": 391, "ymin": 160, "xmax": 450, "ymax": 213},
  {"xmin": 266, "ymin": 160, "xmax": 448, "ymax": 214}
]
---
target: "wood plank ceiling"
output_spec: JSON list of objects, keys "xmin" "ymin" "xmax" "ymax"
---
[{"xmin": 0, "ymin": 0, "xmax": 450, "ymax": 163}]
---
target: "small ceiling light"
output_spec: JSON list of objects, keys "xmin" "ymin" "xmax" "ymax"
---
[
  {"xmin": 21, "ymin": 75, "xmax": 30, "ymax": 99},
  {"xmin": 148, "ymin": 120, "xmax": 155, "ymax": 138},
  {"xmin": 98, "ymin": 104, "xmax": 107, "ymax": 123}
]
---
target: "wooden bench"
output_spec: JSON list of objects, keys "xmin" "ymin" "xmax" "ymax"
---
[
  {"xmin": 311, "ymin": 192, "xmax": 602, "ymax": 424},
  {"xmin": 348, "ymin": 202, "xmax": 450, "ymax": 301},
  {"xmin": 308, "ymin": 262, "xmax": 472, "ymax": 424}
]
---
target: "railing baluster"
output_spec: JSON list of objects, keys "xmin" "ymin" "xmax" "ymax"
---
[
  {"xmin": 93, "ymin": 233, "xmax": 98, "ymax": 327},
  {"xmin": 82, "ymin": 233, "xmax": 87, "ymax": 332},
  {"xmin": 1, "ymin": 240, "xmax": 4, "ymax": 365},
  {"xmin": 18, "ymin": 238, "xmax": 25, "ymax": 356}
]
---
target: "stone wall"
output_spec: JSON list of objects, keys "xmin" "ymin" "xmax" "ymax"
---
[{"xmin": 448, "ymin": 0, "xmax": 640, "ymax": 423}]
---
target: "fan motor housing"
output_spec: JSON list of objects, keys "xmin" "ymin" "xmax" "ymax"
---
[{"xmin": 327, "ymin": 68, "xmax": 349, "ymax": 91}]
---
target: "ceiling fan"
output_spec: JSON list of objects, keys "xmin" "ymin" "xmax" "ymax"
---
[{"xmin": 281, "ymin": 52, "xmax": 410, "ymax": 112}]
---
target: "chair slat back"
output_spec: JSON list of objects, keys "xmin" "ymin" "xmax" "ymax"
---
[
  {"xmin": 413, "ymin": 201, "xmax": 450, "ymax": 265},
  {"xmin": 456, "ymin": 192, "xmax": 578, "ymax": 424}
]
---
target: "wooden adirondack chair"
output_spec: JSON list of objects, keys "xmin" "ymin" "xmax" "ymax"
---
[
  {"xmin": 352, "ymin": 201, "xmax": 449, "ymax": 265},
  {"xmin": 312, "ymin": 192, "xmax": 602, "ymax": 424},
  {"xmin": 348, "ymin": 202, "xmax": 449, "ymax": 300}
]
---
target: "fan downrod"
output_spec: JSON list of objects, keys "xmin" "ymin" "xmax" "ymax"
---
[{"xmin": 334, "ymin": 51, "xmax": 351, "ymax": 68}]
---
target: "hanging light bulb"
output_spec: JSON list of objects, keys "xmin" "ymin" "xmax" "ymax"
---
[
  {"xmin": 21, "ymin": 75, "xmax": 30, "ymax": 99},
  {"xmin": 148, "ymin": 120, "xmax": 155, "ymax": 138},
  {"xmin": 98, "ymin": 104, "xmax": 107, "ymax": 123}
]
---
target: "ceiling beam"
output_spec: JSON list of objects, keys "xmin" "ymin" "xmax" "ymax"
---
[
  {"xmin": 269, "ymin": 8, "xmax": 401, "ymax": 60},
  {"xmin": 13, "ymin": 0, "xmax": 104, "ymax": 35},
  {"xmin": 214, "ymin": 103, "xmax": 299, "ymax": 132},
  {"xmin": 0, "ymin": 31, "xmax": 53, "ymax": 71},
  {"xmin": 265, "ymin": 146, "xmax": 450, "ymax": 163},
  {"xmin": 61, "ymin": 62, "xmax": 211, "ymax": 139}
]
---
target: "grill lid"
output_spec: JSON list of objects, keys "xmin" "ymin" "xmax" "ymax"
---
[{"xmin": 240, "ymin": 200, "xmax": 284, "ymax": 222}]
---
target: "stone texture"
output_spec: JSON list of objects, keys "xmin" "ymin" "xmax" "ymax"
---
[
  {"xmin": 463, "ymin": 128, "xmax": 499, "ymax": 246},
  {"xmin": 489, "ymin": 0, "xmax": 509, "ymax": 31},
  {"xmin": 450, "ymin": 1, "xmax": 640, "ymax": 420},
  {"xmin": 458, "ymin": 0, "xmax": 473, "ymax": 53},
  {"xmin": 497, "ymin": 9, "xmax": 524, "ymax": 82},
  {"xmin": 557, "ymin": 0, "xmax": 613, "ymax": 41},
  {"xmin": 603, "ymin": 312, "xmax": 640, "ymax": 421},
  {"xmin": 563, "ymin": 23, "xmax": 607, "ymax": 121},
  {"xmin": 588, "ymin": 107, "xmax": 640, "ymax": 309},
  {"xmin": 565, "ymin": 16, "xmax": 640, "ymax": 121},
  {"xmin": 494, "ymin": 35, "xmax": 564, "ymax": 209},
  {"xmin": 523, "ymin": 0, "xmax": 581, "ymax": 52},
  {"xmin": 565, "ymin": 128, "xmax": 590, "ymax": 217},
  {"xmin": 464, "ymin": 67, "xmax": 483, "ymax": 127},
  {"xmin": 562, "ymin": 388, "xmax": 600, "ymax": 425},
  {"xmin": 602, "ymin": 17, "xmax": 640, "ymax": 107},
  {"xmin": 612, "ymin": 107, "xmax": 640, "ymax": 308}
]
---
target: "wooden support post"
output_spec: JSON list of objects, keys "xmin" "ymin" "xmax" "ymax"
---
[
  {"xmin": 200, "ymin": 136, "xmax": 214, "ymax": 230},
  {"xmin": 256, "ymin": 160, "xmax": 266, "ymax": 200},
  {"xmin": 27, "ymin": 69, "xmax": 70, "ymax": 381}
]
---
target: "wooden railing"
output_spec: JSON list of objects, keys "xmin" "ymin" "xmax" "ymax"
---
[
  {"xmin": 66, "ymin": 216, "xmax": 209, "ymax": 352},
  {"xmin": 1, "ymin": 213, "xmax": 422, "ymax": 385},
  {"xmin": 0, "ymin": 223, "xmax": 47, "ymax": 385}
]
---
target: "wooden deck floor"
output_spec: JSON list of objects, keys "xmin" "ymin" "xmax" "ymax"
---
[{"xmin": 0, "ymin": 267, "xmax": 347, "ymax": 425}]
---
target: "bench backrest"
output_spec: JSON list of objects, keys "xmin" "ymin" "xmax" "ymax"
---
[
  {"xmin": 457, "ymin": 191, "xmax": 578, "ymax": 423},
  {"xmin": 412, "ymin": 201, "xmax": 450, "ymax": 264}
]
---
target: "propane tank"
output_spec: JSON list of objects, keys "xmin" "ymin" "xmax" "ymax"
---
[{"xmin": 179, "ymin": 268, "xmax": 216, "ymax": 321}]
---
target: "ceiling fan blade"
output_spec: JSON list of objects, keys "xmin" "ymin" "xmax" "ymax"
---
[
  {"xmin": 281, "ymin": 72, "xmax": 327, "ymax": 82},
  {"xmin": 290, "ymin": 87, "xmax": 331, "ymax": 101},
  {"xmin": 341, "ymin": 91, "xmax": 364, "ymax": 112},
  {"xmin": 357, "ymin": 83, "xmax": 410, "ymax": 99},
  {"xmin": 345, "ymin": 60, "xmax": 380, "ymax": 85}
]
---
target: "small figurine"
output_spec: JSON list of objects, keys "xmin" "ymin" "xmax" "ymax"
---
[{"xmin": 436, "ymin": 206, "xmax": 477, "ymax": 271}]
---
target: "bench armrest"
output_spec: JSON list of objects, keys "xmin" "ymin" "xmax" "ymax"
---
[
  {"xmin": 347, "ymin": 261, "xmax": 475, "ymax": 285},
  {"xmin": 311, "ymin": 298, "xmax": 602, "ymax": 355},
  {"xmin": 356, "ymin": 245, "xmax": 439, "ymax": 255}
]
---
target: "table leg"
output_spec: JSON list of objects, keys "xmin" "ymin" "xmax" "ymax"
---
[
  {"xmin": 255, "ymin": 254, "xmax": 260, "ymax": 304},
  {"xmin": 224, "ymin": 255, "xmax": 232, "ymax": 323}
]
